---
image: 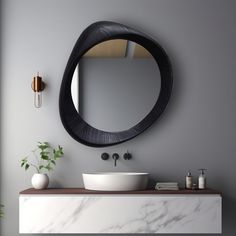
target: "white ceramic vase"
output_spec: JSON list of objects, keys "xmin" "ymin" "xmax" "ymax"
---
[{"xmin": 31, "ymin": 173, "xmax": 49, "ymax": 189}]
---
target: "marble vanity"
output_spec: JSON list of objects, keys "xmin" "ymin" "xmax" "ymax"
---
[{"xmin": 19, "ymin": 188, "xmax": 222, "ymax": 234}]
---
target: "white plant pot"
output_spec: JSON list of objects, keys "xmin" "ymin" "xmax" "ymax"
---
[{"xmin": 31, "ymin": 173, "xmax": 49, "ymax": 189}]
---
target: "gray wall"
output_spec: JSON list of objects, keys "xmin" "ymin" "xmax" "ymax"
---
[
  {"xmin": 78, "ymin": 58, "xmax": 160, "ymax": 131},
  {"xmin": 1, "ymin": 0, "xmax": 236, "ymax": 235}
]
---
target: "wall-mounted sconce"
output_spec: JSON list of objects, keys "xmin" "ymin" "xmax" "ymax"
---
[{"xmin": 31, "ymin": 72, "xmax": 45, "ymax": 108}]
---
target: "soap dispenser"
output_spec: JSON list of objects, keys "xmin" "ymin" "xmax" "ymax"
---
[
  {"xmin": 198, "ymin": 169, "xmax": 207, "ymax": 189},
  {"xmin": 185, "ymin": 170, "xmax": 193, "ymax": 189}
]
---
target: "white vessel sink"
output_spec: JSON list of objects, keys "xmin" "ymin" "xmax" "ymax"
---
[{"xmin": 82, "ymin": 172, "xmax": 149, "ymax": 191}]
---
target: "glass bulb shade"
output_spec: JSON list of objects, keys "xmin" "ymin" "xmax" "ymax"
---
[{"xmin": 34, "ymin": 91, "xmax": 42, "ymax": 108}]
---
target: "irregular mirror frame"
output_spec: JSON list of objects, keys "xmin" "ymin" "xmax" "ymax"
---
[{"xmin": 59, "ymin": 21, "xmax": 173, "ymax": 147}]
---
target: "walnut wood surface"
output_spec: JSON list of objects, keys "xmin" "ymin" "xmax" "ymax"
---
[
  {"xmin": 20, "ymin": 188, "xmax": 221, "ymax": 195},
  {"xmin": 84, "ymin": 39, "xmax": 127, "ymax": 58}
]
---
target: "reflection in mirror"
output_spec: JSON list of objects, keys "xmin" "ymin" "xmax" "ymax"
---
[{"xmin": 71, "ymin": 39, "xmax": 161, "ymax": 132}]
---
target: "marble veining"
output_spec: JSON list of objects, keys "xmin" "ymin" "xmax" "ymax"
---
[{"xmin": 19, "ymin": 194, "xmax": 221, "ymax": 234}]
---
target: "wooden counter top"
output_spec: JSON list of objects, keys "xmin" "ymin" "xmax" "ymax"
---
[{"xmin": 20, "ymin": 188, "xmax": 221, "ymax": 195}]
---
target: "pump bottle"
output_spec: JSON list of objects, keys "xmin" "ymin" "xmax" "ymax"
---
[
  {"xmin": 185, "ymin": 170, "xmax": 193, "ymax": 189},
  {"xmin": 198, "ymin": 169, "xmax": 207, "ymax": 189}
]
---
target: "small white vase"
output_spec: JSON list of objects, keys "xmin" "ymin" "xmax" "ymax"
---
[{"xmin": 31, "ymin": 173, "xmax": 49, "ymax": 189}]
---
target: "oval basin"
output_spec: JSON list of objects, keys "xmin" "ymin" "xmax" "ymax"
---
[{"xmin": 82, "ymin": 172, "xmax": 149, "ymax": 191}]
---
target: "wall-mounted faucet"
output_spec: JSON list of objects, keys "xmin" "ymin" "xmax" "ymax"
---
[
  {"xmin": 112, "ymin": 153, "xmax": 119, "ymax": 167},
  {"xmin": 101, "ymin": 151, "xmax": 131, "ymax": 166}
]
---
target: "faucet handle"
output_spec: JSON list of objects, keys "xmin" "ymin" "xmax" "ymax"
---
[
  {"xmin": 101, "ymin": 153, "xmax": 109, "ymax": 160},
  {"xmin": 123, "ymin": 151, "xmax": 132, "ymax": 160}
]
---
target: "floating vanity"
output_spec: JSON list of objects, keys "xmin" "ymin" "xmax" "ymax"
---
[{"xmin": 19, "ymin": 188, "xmax": 222, "ymax": 234}]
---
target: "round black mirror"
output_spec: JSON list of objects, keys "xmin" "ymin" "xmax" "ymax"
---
[
  {"xmin": 71, "ymin": 39, "xmax": 161, "ymax": 132},
  {"xmin": 59, "ymin": 21, "xmax": 173, "ymax": 147}
]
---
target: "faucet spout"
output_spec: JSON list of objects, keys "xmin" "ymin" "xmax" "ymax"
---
[{"xmin": 112, "ymin": 153, "xmax": 119, "ymax": 167}]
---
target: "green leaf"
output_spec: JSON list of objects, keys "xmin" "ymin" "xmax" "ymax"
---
[
  {"xmin": 40, "ymin": 151, "xmax": 50, "ymax": 155},
  {"xmin": 21, "ymin": 159, "xmax": 26, "ymax": 168},
  {"xmin": 53, "ymin": 146, "xmax": 64, "ymax": 159},
  {"xmin": 45, "ymin": 165, "xmax": 53, "ymax": 171},
  {"xmin": 51, "ymin": 160, "xmax": 56, "ymax": 165},
  {"xmin": 41, "ymin": 155, "xmax": 49, "ymax": 160},
  {"xmin": 21, "ymin": 157, "xmax": 28, "ymax": 164},
  {"xmin": 25, "ymin": 164, "xmax": 30, "ymax": 170},
  {"xmin": 38, "ymin": 142, "xmax": 50, "ymax": 150}
]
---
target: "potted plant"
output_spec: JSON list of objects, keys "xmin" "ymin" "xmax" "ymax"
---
[{"xmin": 21, "ymin": 142, "xmax": 64, "ymax": 189}]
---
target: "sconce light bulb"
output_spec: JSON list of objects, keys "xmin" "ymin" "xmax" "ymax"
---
[
  {"xmin": 32, "ymin": 73, "xmax": 45, "ymax": 108},
  {"xmin": 34, "ymin": 91, "xmax": 42, "ymax": 108}
]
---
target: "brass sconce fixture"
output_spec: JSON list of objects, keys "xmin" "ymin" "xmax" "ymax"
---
[{"xmin": 31, "ymin": 73, "xmax": 45, "ymax": 108}]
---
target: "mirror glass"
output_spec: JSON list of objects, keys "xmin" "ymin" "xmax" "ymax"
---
[{"xmin": 71, "ymin": 39, "xmax": 161, "ymax": 132}]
